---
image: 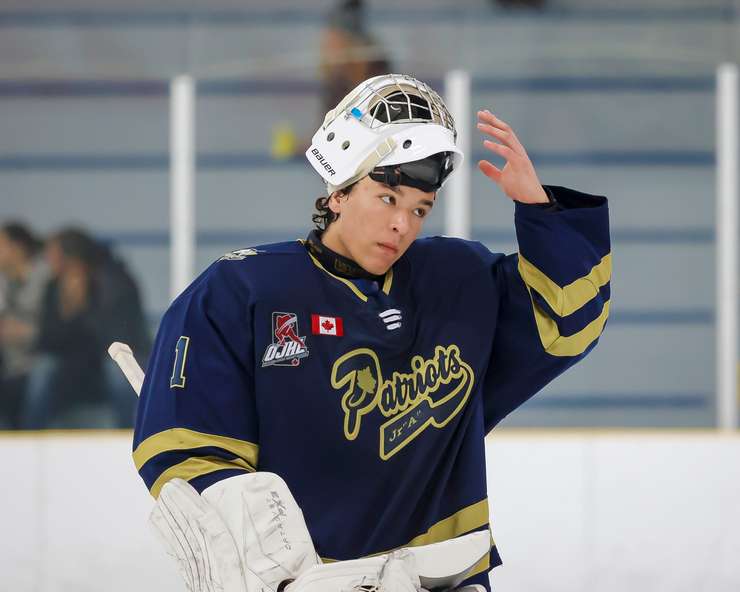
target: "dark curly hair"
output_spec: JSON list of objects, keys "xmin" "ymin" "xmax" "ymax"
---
[
  {"xmin": 1, "ymin": 222, "xmax": 42, "ymax": 257},
  {"xmin": 52, "ymin": 227, "xmax": 105, "ymax": 267},
  {"xmin": 311, "ymin": 182, "xmax": 358, "ymax": 231}
]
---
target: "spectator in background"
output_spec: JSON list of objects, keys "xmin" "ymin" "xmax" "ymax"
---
[
  {"xmin": 272, "ymin": 0, "xmax": 392, "ymax": 159},
  {"xmin": 23, "ymin": 228, "xmax": 149, "ymax": 429},
  {"xmin": 319, "ymin": 0, "xmax": 392, "ymax": 117},
  {"xmin": 24, "ymin": 228, "xmax": 105, "ymax": 428},
  {"xmin": 0, "ymin": 223, "xmax": 48, "ymax": 429},
  {"xmin": 94, "ymin": 239, "xmax": 151, "ymax": 427}
]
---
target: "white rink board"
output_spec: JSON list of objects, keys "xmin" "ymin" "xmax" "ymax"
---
[
  {"xmin": 2, "ymin": 432, "xmax": 739, "ymax": 592},
  {"xmin": 485, "ymin": 433, "xmax": 740, "ymax": 592}
]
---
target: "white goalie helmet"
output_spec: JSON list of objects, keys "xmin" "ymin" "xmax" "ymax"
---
[{"xmin": 306, "ymin": 73, "xmax": 463, "ymax": 193}]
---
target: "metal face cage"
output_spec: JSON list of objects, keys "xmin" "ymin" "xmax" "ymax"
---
[{"xmin": 326, "ymin": 74, "xmax": 457, "ymax": 139}]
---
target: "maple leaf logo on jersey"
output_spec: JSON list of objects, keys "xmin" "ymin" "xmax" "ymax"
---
[
  {"xmin": 262, "ymin": 312, "xmax": 309, "ymax": 367},
  {"xmin": 356, "ymin": 367, "xmax": 376, "ymax": 395}
]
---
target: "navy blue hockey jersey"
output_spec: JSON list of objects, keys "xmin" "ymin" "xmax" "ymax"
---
[{"xmin": 133, "ymin": 186, "xmax": 610, "ymax": 588}]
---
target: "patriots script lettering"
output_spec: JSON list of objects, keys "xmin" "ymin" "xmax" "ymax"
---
[{"xmin": 330, "ymin": 345, "xmax": 475, "ymax": 460}]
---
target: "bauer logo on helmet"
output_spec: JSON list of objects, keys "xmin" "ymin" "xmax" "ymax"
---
[{"xmin": 311, "ymin": 148, "xmax": 336, "ymax": 176}]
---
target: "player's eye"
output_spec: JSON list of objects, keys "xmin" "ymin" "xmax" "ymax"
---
[
  {"xmin": 413, "ymin": 207, "xmax": 428, "ymax": 218},
  {"xmin": 380, "ymin": 194, "xmax": 395, "ymax": 205}
]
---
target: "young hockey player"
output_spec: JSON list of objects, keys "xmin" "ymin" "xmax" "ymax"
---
[{"xmin": 132, "ymin": 74, "xmax": 610, "ymax": 592}]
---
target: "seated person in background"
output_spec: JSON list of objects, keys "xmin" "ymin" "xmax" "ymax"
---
[
  {"xmin": 24, "ymin": 228, "xmax": 105, "ymax": 428},
  {"xmin": 0, "ymin": 222, "xmax": 48, "ymax": 429},
  {"xmin": 24, "ymin": 228, "xmax": 150, "ymax": 429},
  {"xmin": 319, "ymin": 0, "xmax": 392, "ymax": 117},
  {"xmin": 272, "ymin": 0, "xmax": 391, "ymax": 159},
  {"xmin": 94, "ymin": 240, "xmax": 151, "ymax": 427}
]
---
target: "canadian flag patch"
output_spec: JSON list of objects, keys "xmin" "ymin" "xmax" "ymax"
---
[{"xmin": 311, "ymin": 314, "xmax": 344, "ymax": 336}]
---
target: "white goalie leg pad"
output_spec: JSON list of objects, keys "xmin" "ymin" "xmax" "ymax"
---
[
  {"xmin": 201, "ymin": 472, "xmax": 320, "ymax": 587},
  {"xmin": 286, "ymin": 530, "xmax": 490, "ymax": 592},
  {"xmin": 149, "ymin": 473, "xmax": 320, "ymax": 592},
  {"xmin": 150, "ymin": 477, "xmax": 255, "ymax": 592},
  {"xmin": 408, "ymin": 530, "xmax": 490, "ymax": 590},
  {"xmin": 285, "ymin": 552, "xmax": 420, "ymax": 592}
]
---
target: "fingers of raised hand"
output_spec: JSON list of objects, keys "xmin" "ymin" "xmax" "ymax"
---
[
  {"xmin": 478, "ymin": 159, "xmax": 502, "ymax": 183},
  {"xmin": 477, "ymin": 122, "xmax": 512, "ymax": 145},
  {"xmin": 477, "ymin": 111, "xmax": 523, "ymax": 152},
  {"xmin": 477, "ymin": 110, "xmax": 513, "ymax": 133},
  {"xmin": 483, "ymin": 139, "xmax": 514, "ymax": 160}
]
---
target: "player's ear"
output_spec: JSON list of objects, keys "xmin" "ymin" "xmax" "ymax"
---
[{"xmin": 328, "ymin": 190, "xmax": 345, "ymax": 214}]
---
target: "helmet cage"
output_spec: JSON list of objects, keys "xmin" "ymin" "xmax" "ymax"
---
[
  {"xmin": 309, "ymin": 74, "xmax": 462, "ymax": 193},
  {"xmin": 324, "ymin": 76, "xmax": 456, "ymax": 136}
]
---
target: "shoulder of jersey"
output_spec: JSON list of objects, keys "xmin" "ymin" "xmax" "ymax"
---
[
  {"xmin": 217, "ymin": 239, "xmax": 304, "ymax": 260},
  {"xmin": 406, "ymin": 235, "xmax": 493, "ymax": 271},
  {"xmin": 198, "ymin": 240, "xmax": 306, "ymax": 286},
  {"xmin": 167, "ymin": 240, "xmax": 306, "ymax": 310}
]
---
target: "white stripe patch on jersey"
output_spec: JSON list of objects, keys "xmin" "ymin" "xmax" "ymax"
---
[
  {"xmin": 379, "ymin": 309, "xmax": 401, "ymax": 318},
  {"xmin": 379, "ymin": 308, "xmax": 402, "ymax": 331}
]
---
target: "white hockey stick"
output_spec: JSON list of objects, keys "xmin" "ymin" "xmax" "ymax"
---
[{"xmin": 108, "ymin": 341, "xmax": 145, "ymax": 396}]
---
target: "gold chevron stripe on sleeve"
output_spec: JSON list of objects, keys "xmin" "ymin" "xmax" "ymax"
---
[
  {"xmin": 530, "ymin": 291, "xmax": 610, "ymax": 357},
  {"xmin": 405, "ymin": 498, "xmax": 490, "ymax": 547},
  {"xmin": 133, "ymin": 428, "xmax": 259, "ymax": 472},
  {"xmin": 465, "ymin": 552, "xmax": 492, "ymax": 579},
  {"xmin": 148, "ymin": 455, "xmax": 255, "ymax": 498},
  {"xmin": 518, "ymin": 253, "xmax": 611, "ymax": 316},
  {"xmin": 321, "ymin": 498, "xmax": 493, "ymax": 563}
]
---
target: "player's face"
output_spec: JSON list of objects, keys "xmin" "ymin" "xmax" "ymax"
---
[{"xmin": 322, "ymin": 175, "xmax": 435, "ymax": 275}]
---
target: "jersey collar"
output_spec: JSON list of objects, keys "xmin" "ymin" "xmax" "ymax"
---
[{"xmin": 304, "ymin": 230, "xmax": 394, "ymax": 302}]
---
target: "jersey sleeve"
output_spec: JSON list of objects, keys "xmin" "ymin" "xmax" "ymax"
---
[
  {"xmin": 132, "ymin": 261, "xmax": 258, "ymax": 498},
  {"xmin": 483, "ymin": 185, "xmax": 611, "ymax": 431}
]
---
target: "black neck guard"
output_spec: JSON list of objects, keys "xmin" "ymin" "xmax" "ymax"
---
[{"xmin": 305, "ymin": 230, "xmax": 384, "ymax": 282}]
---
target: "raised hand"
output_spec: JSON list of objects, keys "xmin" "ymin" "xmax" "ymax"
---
[{"xmin": 476, "ymin": 110, "xmax": 549, "ymax": 204}]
